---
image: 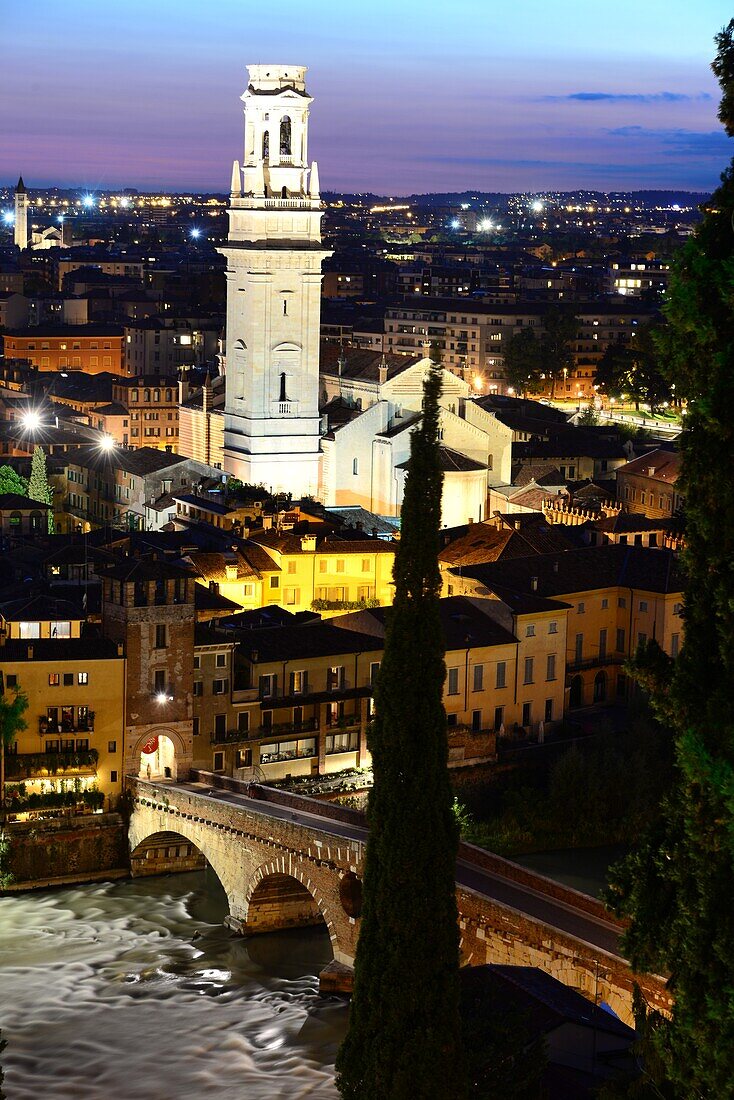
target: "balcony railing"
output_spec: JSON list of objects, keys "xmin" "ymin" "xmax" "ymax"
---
[
  {"xmin": 566, "ymin": 654, "xmax": 625, "ymax": 673},
  {"xmin": 39, "ymin": 715, "xmax": 95, "ymax": 734},
  {"xmin": 210, "ymin": 728, "xmax": 252, "ymax": 745},
  {"xmin": 5, "ymin": 749, "xmax": 99, "ymax": 780}
]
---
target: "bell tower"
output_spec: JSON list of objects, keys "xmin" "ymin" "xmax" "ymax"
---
[
  {"xmin": 14, "ymin": 176, "xmax": 28, "ymax": 250},
  {"xmin": 220, "ymin": 65, "xmax": 331, "ymax": 497}
]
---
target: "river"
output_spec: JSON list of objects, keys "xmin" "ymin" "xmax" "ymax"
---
[{"xmin": 0, "ymin": 871, "xmax": 348, "ymax": 1100}]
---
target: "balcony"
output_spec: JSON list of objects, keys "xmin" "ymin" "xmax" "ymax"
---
[
  {"xmin": 39, "ymin": 714, "xmax": 95, "ymax": 735},
  {"xmin": 5, "ymin": 749, "xmax": 99, "ymax": 781},
  {"xmin": 210, "ymin": 728, "xmax": 253, "ymax": 745},
  {"xmin": 255, "ymin": 716, "xmax": 321, "ymax": 737},
  {"xmin": 566, "ymin": 654, "xmax": 625, "ymax": 673}
]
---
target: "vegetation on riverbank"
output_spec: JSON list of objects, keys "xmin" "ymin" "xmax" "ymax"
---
[{"xmin": 453, "ymin": 706, "xmax": 674, "ymax": 859}]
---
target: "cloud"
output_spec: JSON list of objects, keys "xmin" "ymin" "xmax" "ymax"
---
[
  {"xmin": 607, "ymin": 126, "xmax": 730, "ymax": 156},
  {"xmin": 543, "ymin": 91, "xmax": 711, "ymax": 103}
]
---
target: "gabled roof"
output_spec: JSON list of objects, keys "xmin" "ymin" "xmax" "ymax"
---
[
  {"xmin": 0, "ymin": 594, "xmax": 83, "ymax": 622},
  {"xmin": 396, "ymin": 446, "xmax": 487, "ymax": 473},
  {"xmin": 0, "ymin": 493, "xmax": 50, "ymax": 511},
  {"xmin": 319, "ymin": 343, "xmax": 423, "ymax": 382},
  {"xmin": 439, "ymin": 516, "xmax": 575, "ymax": 567},
  {"xmin": 618, "ymin": 448, "xmax": 681, "ymax": 484}
]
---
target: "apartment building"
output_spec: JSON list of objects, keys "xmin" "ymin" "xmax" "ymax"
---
[
  {"xmin": 3, "ymin": 325, "xmax": 125, "ymax": 374},
  {"xmin": 616, "ymin": 449, "xmax": 683, "ymax": 519},
  {"xmin": 111, "ymin": 374, "xmax": 179, "ymax": 450},
  {"xmin": 123, "ymin": 317, "xmax": 219, "ymax": 376},
  {"xmin": 0, "ymin": 594, "xmax": 125, "ymax": 811}
]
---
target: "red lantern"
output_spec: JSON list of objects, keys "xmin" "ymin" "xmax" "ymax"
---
[{"xmin": 142, "ymin": 735, "xmax": 159, "ymax": 755}]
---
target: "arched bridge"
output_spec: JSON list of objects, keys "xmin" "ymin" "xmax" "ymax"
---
[{"xmin": 128, "ymin": 775, "xmax": 670, "ymax": 1025}]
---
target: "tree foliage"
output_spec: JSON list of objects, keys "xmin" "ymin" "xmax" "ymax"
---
[
  {"xmin": 0, "ymin": 465, "xmax": 27, "ymax": 497},
  {"xmin": 606, "ymin": 21, "xmax": 734, "ymax": 1096},
  {"xmin": 27, "ymin": 445, "xmax": 54, "ymax": 533},
  {"xmin": 595, "ymin": 323, "xmax": 672, "ymax": 412},
  {"xmin": 0, "ymin": 687, "xmax": 28, "ymax": 813},
  {"xmin": 336, "ymin": 363, "xmax": 466, "ymax": 1100},
  {"xmin": 502, "ymin": 308, "xmax": 576, "ymax": 396}
]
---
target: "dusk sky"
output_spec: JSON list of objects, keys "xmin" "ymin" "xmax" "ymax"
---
[{"xmin": 2, "ymin": 0, "xmax": 732, "ymax": 195}]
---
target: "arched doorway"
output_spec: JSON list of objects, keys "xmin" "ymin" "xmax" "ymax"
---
[
  {"xmin": 138, "ymin": 733, "xmax": 177, "ymax": 781},
  {"xmin": 593, "ymin": 670, "xmax": 607, "ymax": 703},
  {"xmin": 570, "ymin": 675, "xmax": 584, "ymax": 709}
]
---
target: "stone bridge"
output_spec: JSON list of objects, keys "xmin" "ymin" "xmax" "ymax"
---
[{"xmin": 128, "ymin": 775, "xmax": 671, "ymax": 1025}]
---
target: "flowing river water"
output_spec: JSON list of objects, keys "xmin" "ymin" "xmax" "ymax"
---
[{"xmin": 0, "ymin": 871, "xmax": 348, "ymax": 1100}]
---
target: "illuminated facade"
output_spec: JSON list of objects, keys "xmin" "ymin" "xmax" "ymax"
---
[
  {"xmin": 221, "ymin": 65, "xmax": 330, "ymax": 496},
  {"xmin": 13, "ymin": 176, "xmax": 28, "ymax": 250}
]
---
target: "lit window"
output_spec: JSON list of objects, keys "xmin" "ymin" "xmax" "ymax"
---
[{"xmin": 78, "ymin": 672, "xmax": 88, "ymax": 685}]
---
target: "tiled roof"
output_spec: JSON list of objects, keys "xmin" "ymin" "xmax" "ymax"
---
[
  {"xmin": 319, "ymin": 343, "xmax": 423, "ymax": 382},
  {"xmin": 617, "ymin": 448, "xmax": 681, "ymax": 484},
  {"xmin": 439, "ymin": 517, "xmax": 575, "ymax": 567},
  {"xmin": 396, "ymin": 445, "xmax": 487, "ymax": 473},
  {"xmin": 0, "ymin": 636, "xmax": 122, "ymax": 662}
]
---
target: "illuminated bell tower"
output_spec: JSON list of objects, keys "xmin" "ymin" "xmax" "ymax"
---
[
  {"xmin": 220, "ymin": 65, "xmax": 330, "ymax": 498},
  {"xmin": 14, "ymin": 176, "xmax": 28, "ymax": 250}
]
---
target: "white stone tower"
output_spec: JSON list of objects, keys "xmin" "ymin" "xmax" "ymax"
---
[
  {"xmin": 14, "ymin": 176, "xmax": 28, "ymax": 250},
  {"xmin": 220, "ymin": 65, "xmax": 330, "ymax": 497}
]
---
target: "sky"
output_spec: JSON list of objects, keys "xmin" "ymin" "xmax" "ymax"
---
[{"xmin": 1, "ymin": 0, "xmax": 732, "ymax": 195}]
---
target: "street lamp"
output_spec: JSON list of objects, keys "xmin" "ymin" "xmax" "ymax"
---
[{"xmin": 21, "ymin": 410, "xmax": 43, "ymax": 432}]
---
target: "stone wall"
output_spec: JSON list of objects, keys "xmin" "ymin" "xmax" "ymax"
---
[{"xmin": 4, "ymin": 813, "xmax": 128, "ymax": 889}]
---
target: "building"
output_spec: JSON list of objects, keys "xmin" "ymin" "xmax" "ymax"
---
[
  {"xmin": 616, "ymin": 448, "xmax": 683, "ymax": 519},
  {"xmin": 447, "ymin": 545, "xmax": 683, "ymax": 708},
  {"xmin": 2, "ymin": 325, "xmax": 125, "ymax": 374},
  {"xmin": 111, "ymin": 375, "xmax": 179, "ymax": 450},
  {"xmin": 13, "ymin": 176, "xmax": 28, "ymax": 250},
  {"xmin": 100, "ymin": 557, "xmax": 196, "ymax": 781},
  {"xmin": 0, "ymin": 292, "xmax": 29, "ymax": 329},
  {"xmin": 0, "ymin": 594, "xmax": 125, "ymax": 810},
  {"xmin": 0, "ymin": 494, "xmax": 52, "ymax": 541},
  {"xmin": 123, "ymin": 317, "xmax": 219, "ymax": 376},
  {"xmin": 178, "ymin": 372, "xmax": 225, "ymax": 467},
  {"xmin": 221, "ymin": 64, "xmax": 330, "ymax": 496}
]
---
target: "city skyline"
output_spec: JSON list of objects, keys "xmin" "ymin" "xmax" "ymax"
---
[{"xmin": 1, "ymin": 0, "xmax": 731, "ymax": 195}]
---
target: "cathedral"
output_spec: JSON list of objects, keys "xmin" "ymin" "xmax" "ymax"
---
[{"xmin": 220, "ymin": 66, "xmax": 506, "ymax": 526}]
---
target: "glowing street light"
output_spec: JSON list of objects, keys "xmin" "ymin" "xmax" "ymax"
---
[
  {"xmin": 156, "ymin": 691, "xmax": 174, "ymax": 705},
  {"xmin": 82, "ymin": 194, "xmax": 95, "ymax": 208},
  {"xmin": 189, "ymin": 227, "xmax": 202, "ymax": 240},
  {"xmin": 450, "ymin": 219, "xmax": 461, "ymax": 230},
  {"xmin": 21, "ymin": 410, "xmax": 43, "ymax": 432},
  {"xmin": 478, "ymin": 218, "xmax": 493, "ymax": 231},
  {"xmin": 97, "ymin": 434, "xmax": 116, "ymax": 452},
  {"xmin": 530, "ymin": 199, "xmax": 544, "ymax": 214},
  {"xmin": 2, "ymin": 211, "xmax": 14, "ymax": 225}
]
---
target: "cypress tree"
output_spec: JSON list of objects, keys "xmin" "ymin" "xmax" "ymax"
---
[
  {"xmin": 607, "ymin": 21, "xmax": 734, "ymax": 1095},
  {"xmin": 336, "ymin": 363, "xmax": 466, "ymax": 1100},
  {"xmin": 27, "ymin": 445, "xmax": 54, "ymax": 533}
]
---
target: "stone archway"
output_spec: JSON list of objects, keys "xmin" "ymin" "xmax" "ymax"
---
[
  {"xmin": 244, "ymin": 858, "xmax": 339, "ymax": 958},
  {"xmin": 125, "ymin": 726, "xmax": 189, "ymax": 783}
]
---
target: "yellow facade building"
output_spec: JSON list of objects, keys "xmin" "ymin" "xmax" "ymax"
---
[{"xmin": 0, "ymin": 596, "xmax": 125, "ymax": 813}]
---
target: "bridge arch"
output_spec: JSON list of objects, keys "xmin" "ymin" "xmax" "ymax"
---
[
  {"xmin": 244, "ymin": 857, "xmax": 339, "ymax": 951},
  {"xmin": 128, "ymin": 815, "xmax": 249, "ymax": 924}
]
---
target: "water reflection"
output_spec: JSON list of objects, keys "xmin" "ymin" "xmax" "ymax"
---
[{"xmin": 0, "ymin": 870, "xmax": 347, "ymax": 1099}]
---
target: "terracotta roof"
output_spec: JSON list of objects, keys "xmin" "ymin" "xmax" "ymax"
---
[
  {"xmin": 319, "ymin": 343, "xmax": 423, "ymax": 382},
  {"xmin": 396, "ymin": 445, "xmax": 487, "ymax": 473},
  {"xmin": 440, "ymin": 517, "xmax": 575, "ymax": 567},
  {"xmin": 617, "ymin": 448, "xmax": 681, "ymax": 484}
]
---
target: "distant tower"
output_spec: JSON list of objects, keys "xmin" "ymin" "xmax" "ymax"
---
[
  {"xmin": 14, "ymin": 176, "xmax": 28, "ymax": 250},
  {"xmin": 220, "ymin": 65, "xmax": 331, "ymax": 497}
]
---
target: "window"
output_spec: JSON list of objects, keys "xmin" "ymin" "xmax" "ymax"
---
[
  {"xmin": 496, "ymin": 661, "xmax": 506, "ymax": 689},
  {"xmin": 192, "ymin": 717, "xmax": 200, "ymax": 737},
  {"xmin": 153, "ymin": 669, "xmax": 166, "ymax": 693},
  {"xmin": 638, "ymin": 632, "xmax": 648, "ymax": 647},
  {"xmin": 525, "ymin": 624, "xmax": 535, "ymax": 638},
  {"xmin": 601, "ymin": 598, "xmax": 608, "ymax": 609},
  {"xmin": 215, "ymin": 652, "xmax": 227, "ymax": 668},
  {"xmin": 546, "ymin": 654, "xmax": 556, "ymax": 681},
  {"xmin": 193, "ymin": 680, "xmax": 203, "ymax": 696},
  {"xmin": 51, "ymin": 621, "xmax": 71, "ymax": 638},
  {"xmin": 284, "ymin": 587, "xmax": 300, "ymax": 606},
  {"xmin": 238, "ymin": 711, "xmax": 250, "ymax": 734},
  {"xmin": 63, "ymin": 673, "xmax": 74, "ymax": 686},
  {"xmin": 472, "ymin": 664, "xmax": 484, "ymax": 692},
  {"xmin": 193, "ymin": 655, "xmax": 201, "ymax": 670},
  {"xmin": 327, "ymin": 666, "xmax": 344, "ymax": 691},
  {"xmin": 522, "ymin": 702, "xmax": 532, "ymax": 727},
  {"xmin": 269, "ymin": 576, "xmax": 279, "ymax": 589},
  {"xmin": 287, "ymin": 560, "xmax": 297, "ymax": 574},
  {"xmin": 213, "ymin": 751, "xmax": 224, "ymax": 772},
  {"xmin": 336, "ymin": 559, "xmax": 345, "ymax": 573},
  {"xmin": 599, "ymin": 629, "xmax": 607, "ymax": 660},
  {"xmin": 548, "ymin": 621, "xmax": 557, "ymax": 635},
  {"xmin": 369, "ymin": 661, "xmax": 380, "ymax": 686},
  {"xmin": 110, "ymin": 771, "xmax": 118, "ymax": 784},
  {"xmin": 494, "ymin": 706, "xmax": 504, "ymax": 731},
  {"xmin": 639, "ymin": 600, "xmax": 648, "ymax": 613},
  {"xmin": 48, "ymin": 673, "xmax": 60, "ymax": 686},
  {"xmin": 213, "ymin": 678, "xmax": 228, "ymax": 695},
  {"xmin": 352, "ymin": 458, "xmax": 359, "ymax": 475},
  {"xmin": 577, "ymin": 602, "xmax": 585, "ymax": 615},
  {"xmin": 290, "ymin": 670, "xmax": 307, "ymax": 694},
  {"xmin": 78, "ymin": 672, "xmax": 88, "ymax": 685},
  {"xmin": 155, "ymin": 624, "xmax": 167, "ymax": 649},
  {"xmin": 6, "ymin": 675, "xmax": 17, "ymax": 688},
  {"xmin": 544, "ymin": 699, "xmax": 553, "ymax": 723},
  {"xmin": 673, "ymin": 602, "xmax": 683, "ymax": 616},
  {"xmin": 19, "ymin": 622, "xmax": 40, "ymax": 639},
  {"xmin": 575, "ymin": 633, "xmax": 583, "ymax": 662},
  {"xmin": 523, "ymin": 657, "xmax": 534, "ymax": 685},
  {"xmin": 616, "ymin": 628, "xmax": 626, "ymax": 653},
  {"xmin": 618, "ymin": 597, "xmax": 627, "ymax": 609},
  {"xmin": 447, "ymin": 667, "xmax": 460, "ymax": 695},
  {"xmin": 214, "ymin": 714, "xmax": 226, "ymax": 736},
  {"xmin": 361, "ymin": 558, "xmax": 370, "ymax": 573},
  {"xmin": 671, "ymin": 633, "xmax": 680, "ymax": 658},
  {"xmin": 319, "ymin": 560, "xmax": 327, "ymax": 573}
]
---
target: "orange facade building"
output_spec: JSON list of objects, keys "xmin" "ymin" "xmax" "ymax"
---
[{"xmin": 3, "ymin": 326, "xmax": 124, "ymax": 375}]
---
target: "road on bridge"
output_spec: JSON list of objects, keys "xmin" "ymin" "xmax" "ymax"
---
[{"xmin": 176, "ymin": 781, "xmax": 624, "ymax": 962}]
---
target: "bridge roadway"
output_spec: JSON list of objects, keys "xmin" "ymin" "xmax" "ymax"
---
[{"xmin": 176, "ymin": 780, "xmax": 623, "ymax": 962}]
